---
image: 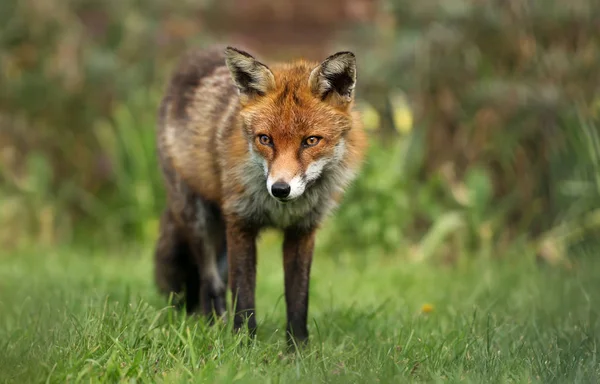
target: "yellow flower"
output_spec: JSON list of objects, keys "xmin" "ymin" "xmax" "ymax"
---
[{"xmin": 421, "ymin": 303, "xmax": 434, "ymax": 314}]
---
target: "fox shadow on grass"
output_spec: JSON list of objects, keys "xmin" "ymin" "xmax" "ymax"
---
[{"xmin": 153, "ymin": 287, "xmax": 393, "ymax": 351}]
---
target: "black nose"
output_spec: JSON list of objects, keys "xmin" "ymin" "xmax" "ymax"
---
[{"xmin": 271, "ymin": 181, "xmax": 291, "ymax": 199}]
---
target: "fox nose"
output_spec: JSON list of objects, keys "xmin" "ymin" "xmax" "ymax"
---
[{"xmin": 271, "ymin": 181, "xmax": 291, "ymax": 199}]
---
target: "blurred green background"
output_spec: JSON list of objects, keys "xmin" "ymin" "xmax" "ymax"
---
[{"xmin": 1, "ymin": 0, "xmax": 599, "ymax": 264}]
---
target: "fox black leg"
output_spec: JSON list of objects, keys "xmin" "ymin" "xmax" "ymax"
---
[{"xmin": 283, "ymin": 227, "xmax": 316, "ymax": 349}]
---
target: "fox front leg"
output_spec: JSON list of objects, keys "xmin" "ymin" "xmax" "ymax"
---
[
  {"xmin": 282, "ymin": 227, "xmax": 316, "ymax": 349},
  {"xmin": 226, "ymin": 220, "xmax": 259, "ymax": 337}
]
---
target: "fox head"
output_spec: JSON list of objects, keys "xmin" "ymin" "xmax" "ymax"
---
[{"xmin": 225, "ymin": 46, "xmax": 358, "ymax": 202}]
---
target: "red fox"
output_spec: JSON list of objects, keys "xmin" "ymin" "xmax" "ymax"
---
[{"xmin": 154, "ymin": 45, "xmax": 367, "ymax": 347}]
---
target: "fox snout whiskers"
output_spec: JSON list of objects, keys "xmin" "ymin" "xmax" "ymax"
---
[{"xmin": 267, "ymin": 175, "xmax": 307, "ymax": 202}]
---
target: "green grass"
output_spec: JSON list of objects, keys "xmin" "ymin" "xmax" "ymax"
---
[{"xmin": 0, "ymin": 234, "xmax": 599, "ymax": 383}]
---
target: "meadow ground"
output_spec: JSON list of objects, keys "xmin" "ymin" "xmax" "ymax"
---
[{"xmin": 1, "ymin": 233, "xmax": 599, "ymax": 384}]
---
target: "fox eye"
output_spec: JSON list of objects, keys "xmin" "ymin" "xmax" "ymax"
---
[
  {"xmin": 258, "ymin": 135, "xmax": 272, "ymax": 146},
  {"xmin": 303, "ymin": 136, "xmax": 321, "ymax": 147}
]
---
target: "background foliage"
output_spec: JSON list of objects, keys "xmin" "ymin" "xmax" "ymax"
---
[{"xmin": 1, "ymin": 0, "xmax": 598, "ymax": 263}]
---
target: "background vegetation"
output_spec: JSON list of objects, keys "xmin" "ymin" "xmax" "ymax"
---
[
  {"xmin": 2, "ymin": 0, "xmax": 598, "ymax": 262},
  {"xmin": 1, "ymin": 0, "xmax": 598, "ymax": 261}
]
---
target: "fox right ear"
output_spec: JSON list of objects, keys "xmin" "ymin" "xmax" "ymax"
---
[
  {"xmin": 309, "ymin": 51, "xmax": 357, "ymax": 108},
  {"xmin": 225, "ymin": 47, "xmax": 275, "ymax": 104}
]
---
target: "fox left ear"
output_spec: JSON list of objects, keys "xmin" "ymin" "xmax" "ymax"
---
[
  {"xmin": 309, "ymin": 51, "xmax": 357, "ymax": 107},
  {"xmin": 225, "ymin": 47, "xmax": 276, "ymax": 104}
]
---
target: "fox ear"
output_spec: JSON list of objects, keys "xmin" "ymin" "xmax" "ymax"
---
[
  {"xmin": 225, "ymin": 47, "xmax": 275, "ymax": 103},
  {"xmin": 309, "ymin": 51, "xmax": 356, "ymax": 107}
]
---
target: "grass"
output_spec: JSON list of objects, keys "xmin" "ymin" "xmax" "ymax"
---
[{"xmin": 0, "ymin": 233, "xmax": 599, "ymax": 384}]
